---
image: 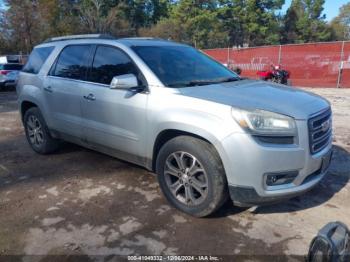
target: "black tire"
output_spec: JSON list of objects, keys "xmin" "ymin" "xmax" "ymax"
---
[
  {"xmin": 23, "ymin": 107, "xmax": 60, "ymax": 154},
  {"xmin": 156, "ymin": 136, "xmax": 228, "ymax": 217}
]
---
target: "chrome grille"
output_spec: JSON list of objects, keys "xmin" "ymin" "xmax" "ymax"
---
[{"xmin": 308, "ymin": 108, "xmax": 332, "ymax": 154}]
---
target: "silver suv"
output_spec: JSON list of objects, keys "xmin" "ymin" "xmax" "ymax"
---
[{"xmin": 17, "ymin": 35, "xmax": 333, "ymax": 217}]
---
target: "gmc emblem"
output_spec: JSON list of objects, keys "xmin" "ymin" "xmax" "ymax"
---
[{"xmin": 321, "ymin": 119, "xmax": 331, "ymax": 132}]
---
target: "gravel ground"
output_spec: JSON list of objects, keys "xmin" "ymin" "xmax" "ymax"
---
[{"xmin": 0, "ymin": 88, "xmax": 349, "ymax": 261}]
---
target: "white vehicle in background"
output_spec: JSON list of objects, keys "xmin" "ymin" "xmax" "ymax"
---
[
  {"xmin": 5, "ymin": 70, "xmax": 22, "ymax": 87},
  {"xmin": 0, "ymin": 55, "xmax": 27, "ymax": 89},
  {"xmin": 0, "ymin": 55, "xmax": 28, "ymax": 64},
  {"xmin": 0, "ymin": 63, "xmax": 23, "ymax": 89}
]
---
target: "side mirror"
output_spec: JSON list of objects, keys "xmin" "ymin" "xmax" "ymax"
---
[{"xmin": 110, "ymin": 74, "xmax": 138, "ymax": 90}]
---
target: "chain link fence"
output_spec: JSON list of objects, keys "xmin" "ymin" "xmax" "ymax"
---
[{"xmin": 204, "ymin": 41, "xmax": 350, "ymax": 88}]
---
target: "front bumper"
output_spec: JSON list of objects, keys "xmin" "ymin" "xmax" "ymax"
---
[
  {"xmin": 218, "ymin": 119, "xmax": 333, "ymax": 206},
  {"xmin": 228, "ymin": 161, "xmax": 330, "ymax": 206}
]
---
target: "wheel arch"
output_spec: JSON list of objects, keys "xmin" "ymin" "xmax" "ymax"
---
[
  {"xmin": 21, "ymin": 100, "xmax": 38, "ymax": 120},
  {"xmin": 152, "ymin": 129, "xmax": 222, "ymax": 172}
]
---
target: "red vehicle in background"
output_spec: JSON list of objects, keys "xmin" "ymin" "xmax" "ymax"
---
[{"xmin": 257, "ymin": 65, "xmax": 290, "ymax": 85}]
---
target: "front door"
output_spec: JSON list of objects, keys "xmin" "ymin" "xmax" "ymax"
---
[{"xmin": 80, "ymin": 45, "xmax": 149, "ymax": 162}]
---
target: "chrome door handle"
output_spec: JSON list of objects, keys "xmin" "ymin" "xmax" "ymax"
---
[
  {"xmin": 43, "ymin": 86, "xmax": 53, "ymax": 93},
  {"xmin": 83, "ymin": 93, "xmax": 96, "ymax": 101}
]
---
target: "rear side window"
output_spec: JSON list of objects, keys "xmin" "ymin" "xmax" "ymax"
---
[
  {"xmin": 89, "ymin": 46, "xmax": 138, "ymax": 85},
  {"xmin": 3, "ymin": 64, "xmax": 23, "ymax": 70},
  {"xmin": 22, "ymin": 46, "xmax": 54, "ymax": 74},
  {"xmin": 52, "ymin": 45, "xmax": 92, "ymax": 80}
]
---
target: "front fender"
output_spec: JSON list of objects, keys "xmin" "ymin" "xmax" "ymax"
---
[{"xmin": 146, "ymin": 105, "xmax": 241, "ymax": 178}]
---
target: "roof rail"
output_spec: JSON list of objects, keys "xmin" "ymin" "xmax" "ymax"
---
[
  {"xmin": 43, "ymin": 34, "xmax": 116, "ymax": 43},
  {"xmin": 120, "ymin": 37, "xmax": 166, "ymax": 41}
]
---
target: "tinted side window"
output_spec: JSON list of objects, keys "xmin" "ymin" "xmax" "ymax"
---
[
  {"xmin": 53, "ymin": 45, "xmax": 92, "ymax": 80},
  {"xmin": 89, "ymin": 46, "xmax": 138, "ymax": 85},
  {"xmin": 22, "ymin": 46, "xmax": 54, "ymax": 74},
  {"xmin": 4, "ymin": 64, "xmax": 23, "ymax": 70}
]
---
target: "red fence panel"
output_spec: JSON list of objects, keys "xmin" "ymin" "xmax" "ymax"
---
[
  {"xmin": 228, "ymin": 46, "xmax": 280, "ymax": 79},
  {"xmin": 204, "ymin": 48, "xmax": 229, "ymax": 64},
  {"xmin": 203, "ymin": 41, "xmax": 350, "ymax": 88},
  {"xmin": 280, "ymin": 42, "xmax": 342, "ymax": 88}
]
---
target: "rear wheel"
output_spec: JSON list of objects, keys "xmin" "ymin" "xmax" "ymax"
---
[
  {"xmin": 24, "ymin": 107, "xmax": 60, "ymax": 154},
  {"xmin": 156, "ymin": 136, "xmax": 228, "ymax": 217}
]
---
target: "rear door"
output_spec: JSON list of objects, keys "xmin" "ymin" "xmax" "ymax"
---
[
  {"xmin": 80, "ymin": 45, "xmax": 149, "ymax": 160},
  {"xmin": 45, "ymin": 44, "xmax": 94, "ymax": 139}
]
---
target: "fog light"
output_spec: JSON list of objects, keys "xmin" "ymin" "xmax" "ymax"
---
[{"xmin": 266, "ymin": 171, "xmax": 298, "ymax": 186}]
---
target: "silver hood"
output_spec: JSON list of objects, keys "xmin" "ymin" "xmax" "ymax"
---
[{"xmin": 178, "ymin": 79, "xmax": 330, "ymax": 120}]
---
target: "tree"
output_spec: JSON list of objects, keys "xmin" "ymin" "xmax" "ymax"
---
[
  {"xmin": 120, "ymin": 0, "xmax": 171, "ymax": 34},
  {"xmin": 139, "ymin": 17, "xmax": 186, "ymax": 42},
  {"xmin": 215, "ymin": 0, "xmax": 284, "ymax": 47},
  {"xmin": 330, "ymin": 3, "xmax": 350, "ymax": 40},
  {"xmin": 0, "ymin": 0, "xmax": 341, "ymax": 54},
  {"xmin": 37, "ymin": 0, "xmax": 79, "ymax": 38},
  {"xmin": 281, "ymin": 0, "xmax": 301, "ymax": 43},
  {"xmin": 217, "ymin": 0, "xmax": 245, "ymax": 47},
  {"xmin": 0, "ymin": 0, "xmax": 41, "ymax": 53},
  {"xmin": 169, "ymin": 0, "xmax": 227, "ymax": 48},
  {"xmin": 282, "ymin": 0, "xmax": 332, "ymax": 44},
  {"xmin": 141, "ymin": 0, "xmax": 227, "ymax": 48},
  {"xmin": 0, "ymin": 0, "xmax": 175, "ymax": 54},
  {"xmin": 0, "ymin": 0, "xmax": 80, "ymax": 53},
  {"xmin": 77, "ymin": 0, "xmax": 132, "ymax": 36},
  {"xmin": 243, "ymin": 0, "xmax": 284, "ymax": 46}
]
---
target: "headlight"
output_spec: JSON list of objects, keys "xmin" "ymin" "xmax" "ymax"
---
[{"xmin": 231, "ymin": 108, "xmax": 296, "ymax": 135}]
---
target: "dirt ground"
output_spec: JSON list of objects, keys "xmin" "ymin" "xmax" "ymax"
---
[{"xmin": 0, "ymin": 88, "xmax": 349, "ymax": 261}]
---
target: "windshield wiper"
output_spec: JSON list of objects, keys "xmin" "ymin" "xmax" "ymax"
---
[
  {"xmin": 167, "ymin": 77, "xmax": 241, "ymax": 88},
  {"xmin": 187, "ymin": 76, "xmax": 241, "ymax": 86},
  {"xmin": 220, "ymin": 77, "xmax": 242, "ymax": 83}
]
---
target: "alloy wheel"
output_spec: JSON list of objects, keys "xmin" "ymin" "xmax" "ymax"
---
[
  {"xmin": 164, "ymin": 151, "xmax": 209, "ymax": 206},
  {"xmin": 26, "ymin": 115, "xmax": 44, "ymax": 146}
]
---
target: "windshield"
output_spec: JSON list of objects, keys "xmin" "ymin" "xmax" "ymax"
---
[{"xmin": 132, "ymin": 45, "xmax": 240, "ymax": 87}]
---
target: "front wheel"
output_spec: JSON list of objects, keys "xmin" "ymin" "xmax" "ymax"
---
[{"xmin": 156, "ymin": 136, "xmax": 228, "ymax": 217}]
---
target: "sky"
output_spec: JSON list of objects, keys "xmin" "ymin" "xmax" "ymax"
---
[{"xmin": 0, "ymin": 0, "xmax": 348, "ymax": 22}]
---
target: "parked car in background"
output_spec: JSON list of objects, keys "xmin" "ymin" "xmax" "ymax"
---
[
  {"xmin": 17, "ymin": 35, "xmax": 333, "ymax": 217},
  {"xmin": 4, "ymin": 69, "xmax": 22, "ymax": 88},
  {"xmin": 0, "ymin": 55, "xmax": 28, "ymax": 65},
  {"xmin": 0, "ymin": 63, "xmax": 23, "ymax": 89}
]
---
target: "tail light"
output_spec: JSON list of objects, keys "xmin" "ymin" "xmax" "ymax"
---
[{"xmin": 0, "ymin": 70, "xmax": 10, "ymax": 75}]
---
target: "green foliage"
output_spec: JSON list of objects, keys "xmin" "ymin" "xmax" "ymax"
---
[
  {"xmin": 168, "ymin": 0, "xmax": 228, "ymax": 48},
  {"xmin": 76, "ymin": 0, "xmax": 132, "ymax": 35},
  {"xmin": 142, "ymin": 0, "xmax": 284, "ymax": 48},
  {"xmin": 281, "ymin": 0, "xmax": 332, "ymax": 44},
  {"xmin": 230, "ymin": 0, "xmax": 284, "ymax": 47},
  {"xmin": 0, "ymin": 0, "xmax": 343, "ymax": 54},
  {"xmin": 330, "ymin": 3, "xmax": 350, "ymax": 40}
]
